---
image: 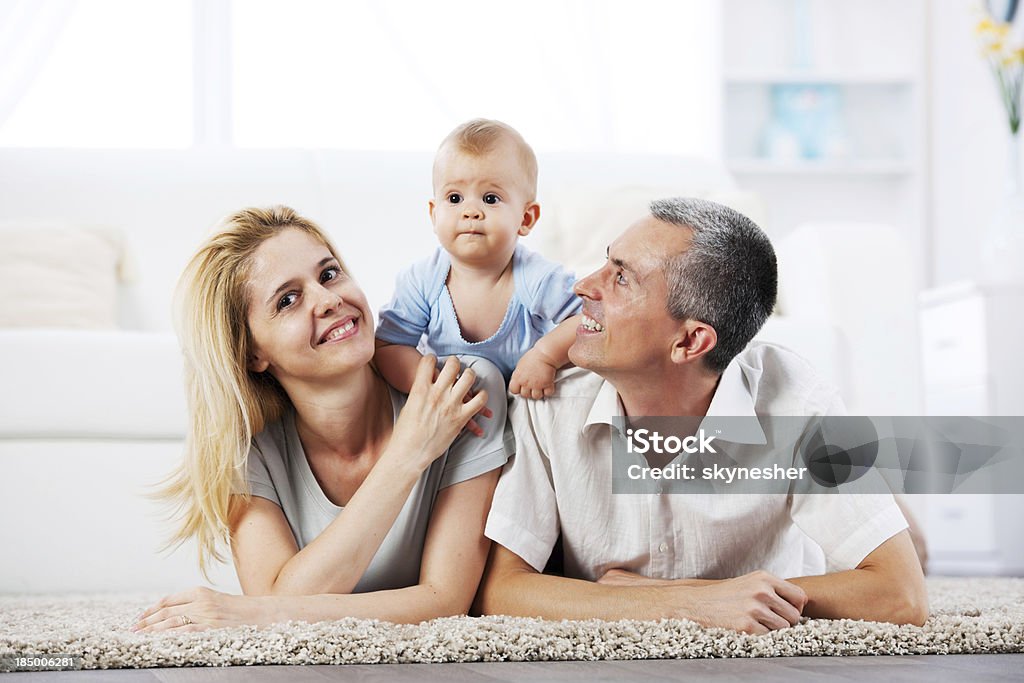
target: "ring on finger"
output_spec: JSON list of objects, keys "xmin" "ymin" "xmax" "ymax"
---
[{"xmin": 180, "ymin": 615, "xmax": 192, "ymax": 627}]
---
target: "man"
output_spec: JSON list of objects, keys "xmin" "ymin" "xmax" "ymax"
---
[{"xmin": 476, "ymin": 198, "xmax": 927, "ymax": 633}]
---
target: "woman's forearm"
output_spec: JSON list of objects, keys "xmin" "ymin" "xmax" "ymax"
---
[
  {"xmin": 269, "ymin": 454, "xmax": 423, "ymax": 596},
  {"xmin": 262, "ymin": 582, "xmax": 467, "ymax": 625}
]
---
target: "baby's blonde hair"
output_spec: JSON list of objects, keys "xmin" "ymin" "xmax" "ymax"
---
[
  {"xmin": 433, "ymin": 118, "xmax": 538, "ymax": 201},
  {"xmin": 156, "ymin": 205, "xmax": 344, "ymax": 577}
]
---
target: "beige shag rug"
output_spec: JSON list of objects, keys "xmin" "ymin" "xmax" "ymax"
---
[{"xmin": 1, "ymin": 578, "xmax": 1022, "ymax": 671}]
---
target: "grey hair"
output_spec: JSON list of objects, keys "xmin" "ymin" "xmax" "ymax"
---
[{"xmin": 651, "ymin": 197, "xmax": 777, "ymax": 374}]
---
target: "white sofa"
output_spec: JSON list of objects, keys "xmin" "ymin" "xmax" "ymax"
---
[{"xmin": 0, "ymin": 149, "xmax": 922, "ymax": 593}]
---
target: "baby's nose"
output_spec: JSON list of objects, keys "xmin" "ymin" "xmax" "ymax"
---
[{"xmin": 463, "ymin": 203, "xmax": 483, "ymax": 219}]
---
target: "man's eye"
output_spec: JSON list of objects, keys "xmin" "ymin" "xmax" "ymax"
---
[
  {"xmin": 277, "ymin": 292, "xmax": 298, "ymax": 310},
  {"xmin": 321, "ymin": 266, "xmax": 341, "ymax": 283},
  {"xmin": 616, "ymin": 272, "xmax": 628, "ymax": 286},
  {"xmin": 447, "ymin": 193, "xmax": 463, "ymax": 204},
  {"xmin": 483, "ymin": 193, "xmax": 500, "ymax": 205}
]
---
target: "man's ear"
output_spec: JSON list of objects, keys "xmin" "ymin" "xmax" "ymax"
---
[
  {"xmin": 670, "ymin": 320, "xmax": 717, "ymax": 367},
  {"xmin": 518, "ymin": 202, "xmax": 540, "ymax": 237}
]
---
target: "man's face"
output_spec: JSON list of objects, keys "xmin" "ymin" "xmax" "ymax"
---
[
  {"xmin": 429, "ymin": 138, "xmax": 537, "ymax": 269},
  {"xmin": 569, "ymin": 215, "xmax": 690, "ymax": 377}
]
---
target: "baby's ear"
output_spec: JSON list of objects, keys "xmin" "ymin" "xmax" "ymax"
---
[
  {"xmin": 519, "ymin": 202, "xmax": 540, "ymax": 236},
  {"xmin": 428, "ymin": 199, "xmax": 436, "ymax": 224}
]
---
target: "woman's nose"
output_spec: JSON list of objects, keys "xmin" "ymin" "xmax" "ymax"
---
[{"xmin": 314, "ymin": 286, "xmax": 343, "ymax": 316}]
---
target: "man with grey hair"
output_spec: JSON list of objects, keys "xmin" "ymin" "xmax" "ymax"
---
[{"xmin": 476, "ymin": 198, "xmax": 927, "ymax": 633}]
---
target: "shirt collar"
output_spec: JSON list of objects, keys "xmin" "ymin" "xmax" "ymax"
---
[{"xmin": 582, "ymin": 357, "xmax": 767, "ymax": 445}]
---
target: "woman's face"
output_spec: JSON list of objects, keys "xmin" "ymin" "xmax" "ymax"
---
[{"xmin": 245, "ymin": 228, "xmax": 375, "ymax": 387}]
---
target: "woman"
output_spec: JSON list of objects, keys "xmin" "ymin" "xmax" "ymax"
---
[{"xmin": 133, "ymin": 206, "xmax": 507, "ymax": 632}]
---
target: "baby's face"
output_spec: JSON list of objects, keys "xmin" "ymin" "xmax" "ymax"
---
[{"xmin": 430, "ymin": 138, "xmax": 537, "ymax": 268}]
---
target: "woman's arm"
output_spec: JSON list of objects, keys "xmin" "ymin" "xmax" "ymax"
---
[
  {"xmin": 133, "ymin": 469, "xmax": 500, "ymax": 631},
  {"xmin": 235, "ymin": 356, "xmax": 488, "ymax": 597}
]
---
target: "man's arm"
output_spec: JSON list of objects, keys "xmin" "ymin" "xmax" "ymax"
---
[
  {"xmin": 788, "ymin": 530, "xmax": 928, "ymax": 625},
  {"xmin": 594, "ymin": 530, "xmax": 928, "ymax": 626},
  {"xmin": 474, "ymin": 543, "xmax": 808, "ymax": 634}
]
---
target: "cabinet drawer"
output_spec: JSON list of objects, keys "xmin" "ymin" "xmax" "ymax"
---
[
  {"xmin": 920, "ymin": 297, "xmax": 987, "ymax": 384},
  {"xmin": 924, "ymin": 381, "xmax": 991, "ymax": 416}
]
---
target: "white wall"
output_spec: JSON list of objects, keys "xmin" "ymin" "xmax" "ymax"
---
[{"xmin": 929, "ymin": 0, "xmax": 1012, "ymax": 285}]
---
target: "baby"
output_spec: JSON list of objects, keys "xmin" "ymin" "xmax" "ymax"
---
[{"xmin": 375, "ymin": 119, "xmax": 581, "ymax": 399}]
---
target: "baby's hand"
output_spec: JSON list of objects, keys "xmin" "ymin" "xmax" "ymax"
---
[{"xmin": 509, "ymin": 349, "xmax": 557, "ymax": 399}]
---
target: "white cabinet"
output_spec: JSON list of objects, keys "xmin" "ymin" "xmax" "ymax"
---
[
  {"xmin": 918, "ymin": 280, "xmax": 1024, "ymax": 576},
  {"xmin": 920, "ymin": 281, "xmax": 1024, "ymax": 416},
  {"xmin": 720, "ymin": 0, "xmax": 928, "ymax": 284}
]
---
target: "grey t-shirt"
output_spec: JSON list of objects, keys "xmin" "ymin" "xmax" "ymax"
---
[{"xmin": 242, "ymin": 373, "xmax": 509, "ymax": 593}]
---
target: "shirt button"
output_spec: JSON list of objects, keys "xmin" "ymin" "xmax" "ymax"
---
[{"xmin": 659, "ymin": 542, "xmax": 669, "ymax": 553}]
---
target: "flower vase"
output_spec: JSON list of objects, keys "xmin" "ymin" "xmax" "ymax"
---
[{"xmin": 980, "ymin": 130, "xmax": 1024, "ymax": 283}]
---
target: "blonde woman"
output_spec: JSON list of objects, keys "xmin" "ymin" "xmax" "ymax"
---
[{"xmin": 133, "ymin": 206, "xmax": 507, "ymax": 632}]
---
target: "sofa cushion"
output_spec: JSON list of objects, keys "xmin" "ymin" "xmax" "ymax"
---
[
  {"xmin": 0, "ymin": 330, "xmax": 186, "ymax": 439},
  {"xmin": 0, "ymin": 224, "xmax": 130, "ymax": 329}
]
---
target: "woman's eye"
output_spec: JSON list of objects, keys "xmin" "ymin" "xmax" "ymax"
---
[
  {"xmin": 447, "ymin": 193, "xmax": 463, "ymax": 204},
  {"xmin": 483, "ymin": 193, "xmax": 500, "ymax": 205},
  {"xmin": 277, "ymin": 292, "xmax": 298, "ymax": 310},
  {"xmin": 321, "ymin": 266, "xmax": 341, "ymax": 283}
]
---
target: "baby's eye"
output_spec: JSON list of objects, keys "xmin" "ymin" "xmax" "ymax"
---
[
  {"xmin": 321, "ymin": 266, "xmax": 342, "ymax": 283},
  {"xmin": 447, "ymin": 193, "xmax": 463, "ymax": 204},
  {"xmin": 277, "ymin": 292, "xmax": 298, "ymax": 310},
  {"xmin": 483, "ymin": 193, "xmax": 500, "ymax": 205}
]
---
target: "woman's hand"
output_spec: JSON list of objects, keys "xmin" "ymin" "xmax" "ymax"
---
[
  {"xmin": 132, "ymin": 587, "xmax": 275, "ymax": 633},
  {"xmin": 389, "ymin": 355, "xmax": 490, "ymax": 471}
]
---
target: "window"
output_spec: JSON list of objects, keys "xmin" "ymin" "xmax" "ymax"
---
[
  {"xmin": 0, "ymin": 0, "xmax": 192, "ymax": 148},
  {"xmin": 0, "ymin": 0, "xmax": 718, "ymax": 153}
]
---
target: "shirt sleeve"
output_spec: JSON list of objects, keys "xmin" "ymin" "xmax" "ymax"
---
[
  {"xmin": 376, "ymin": 256, "xmax": 436, "ymax": 347},
  {"xmin": 520, "ymin": 251, "xmax": 582, "ymax": 324},
  {"xmin": 240, "ymin": 439, "xmax": 281, "ymax": 506},
  {"xmin": 438, "ymin": 356, "xmax": 511, "ymax": 488},
  {"xmin": 790, "ymin": 493, "xmax": 908, "ymax": 572},
  {"xmin": 484, "ymin": 395, "xmax": 561, "ymax": 572}
]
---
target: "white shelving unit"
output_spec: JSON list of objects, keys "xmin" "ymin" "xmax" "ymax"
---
[{"xmin": 721, "ymin": 0, "xmax": 928, "ymax": 286}]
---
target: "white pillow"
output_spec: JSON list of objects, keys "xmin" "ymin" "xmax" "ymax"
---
[
  {"xmin": 0, "ymin": 224, "xmax": 128, "ymax": 329},
  {"xmin": 531, "ymin": 184, "xmax": 767, "ymax": 279}
]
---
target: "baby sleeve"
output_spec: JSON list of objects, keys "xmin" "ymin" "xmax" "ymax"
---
[
  {"xmin": 519, "ymin": 249, "xmax": 582, "ymax": 324},
  {"xmin": 376, "ymin": 252, "xmax": 440, "ymax": 347}
]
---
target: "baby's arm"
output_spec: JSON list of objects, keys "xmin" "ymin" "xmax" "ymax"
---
[
  {"xmin": 374, "ymin": 340, "xmax": 425, "ymax": 395},
  {"xmin": 509, "ymin": 314, "xmax": 581, "ymax": 399}
]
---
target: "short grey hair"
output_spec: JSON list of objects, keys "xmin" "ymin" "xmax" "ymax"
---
[{"xmin": 651, "ymin": 197, "xmax": 777, "ymax": 374}]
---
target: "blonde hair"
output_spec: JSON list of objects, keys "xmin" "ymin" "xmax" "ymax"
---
[
  {"xmin": 434, "ymin": 118, "xmax": 539, "ymax": 200},
  {"xmin": 156, "ymin": 205, "xmax": 343, "ymax": 576}
]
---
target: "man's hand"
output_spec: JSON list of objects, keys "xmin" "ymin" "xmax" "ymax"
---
[
  {"xmin": 509, "ymin": 348, "xmax": 558, "ymax": 399},
  {"xmin": 657, "ymin": 570, "xmax": 807, "ymax": 634}
]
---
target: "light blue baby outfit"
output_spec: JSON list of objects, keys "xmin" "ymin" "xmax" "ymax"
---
[{"xmin": 377, "ymin": 244, "xmax": 582, "ymax": 382}]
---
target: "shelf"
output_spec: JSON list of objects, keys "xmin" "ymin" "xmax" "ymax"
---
[
  {"xmin": 724, "ymin": 71, "xmax": 916, "ymax": 86},
  {"xmin": 727, "ymin": 158, "xmax": 914, "ymax": 175}
]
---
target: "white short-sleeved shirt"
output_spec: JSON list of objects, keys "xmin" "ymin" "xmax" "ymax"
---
[
  {"xmin": 243, "ymin": 359, "xmax": 510, "ymax": 593},
  {"xmin": 376, "ymin": 244, "xmax": 582, "ymax": 382},
  {"xmin": 485, "ymin": 342, "xmax": 907, "ymax": 581}
]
